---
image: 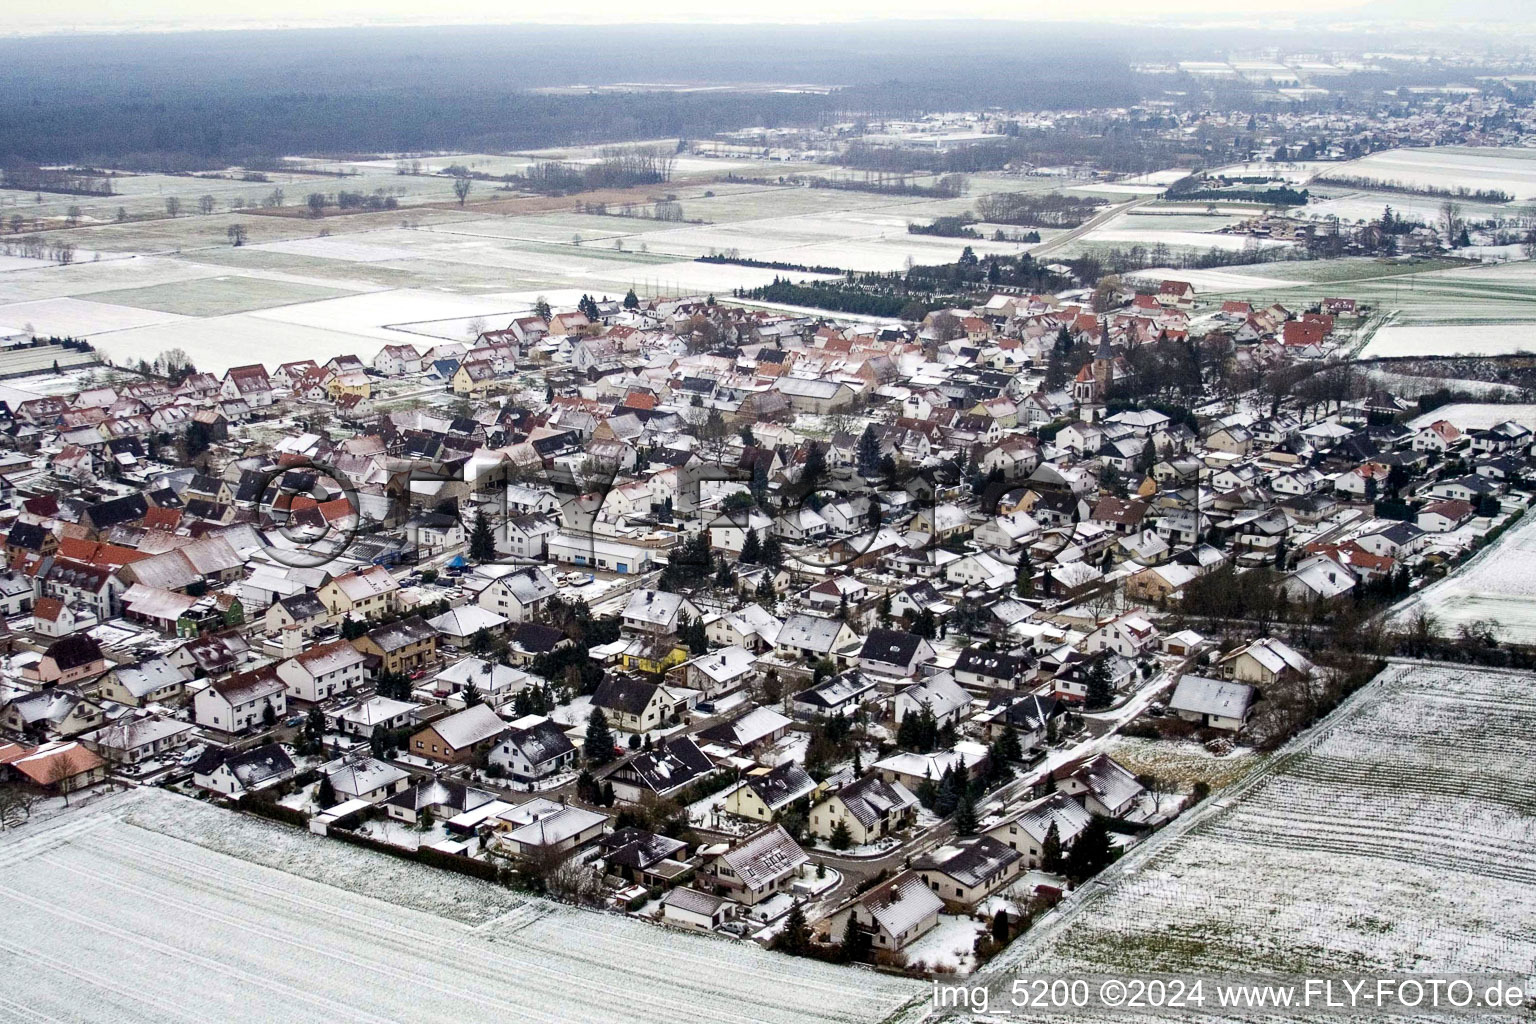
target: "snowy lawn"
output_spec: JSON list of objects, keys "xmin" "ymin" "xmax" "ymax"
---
[{"xmin": 902, "ymin": 914, "xmax": 988, "ymax": 974}]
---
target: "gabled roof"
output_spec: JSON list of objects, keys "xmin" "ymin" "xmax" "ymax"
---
[
  {"xmin": 913, "ymin": 835, "xmax": 1020, "ymax": 887},
  {"xmin": 428, "ymin": 703, "xmax": 507, "ymax": 749},
  {"xmin": 741, "ymin": 761, "xmax": 816, "ymax": 811},
  {"xmin": 855, "ymin": 869, "xmax": 943, "ymax": 938},
  {"xmin": 858, "ymin": 628, "xmax": 928, "ymax": 668},
  {"xmin": 620, "ymin": 737, "xmax": 714, "ymax": 794},
  {"xmin": 717, "ymin": 824, "xmax": 808, "ymax": 889},
  {"xmin": 830, "ymin": 775, "xmax": 917, "ymax": 829},
  {"xmin": 500, "ymin": 717, "xmax": 576, "ymax": 767}
]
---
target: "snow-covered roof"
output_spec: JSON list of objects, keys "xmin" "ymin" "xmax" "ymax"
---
[
  {"xmin": 858, "ymin": 870, "xmax": 943, "ymax": 938},
  {"xmin": 1169, "ymin": 675, "xmax": 1255, "ymax": 720},
  {"xmin": 429, "ymin": 703, "xmax": 507, "ymax": 749}
]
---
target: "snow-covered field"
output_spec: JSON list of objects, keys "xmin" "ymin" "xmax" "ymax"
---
[
  {"xmin": 0, "ymin": 789, "xmax": 924, "ymax": 1024},
  {"xmin": 1400, "ymin": 508, "xmax": 1536, "ymax": 644},
  {"xmin": 1406, "ymin": 402, "xmax": 1536, "ymax": 431},
  {"xmin": 1360, "ymin": 321, "xmax": 1536, "ymax": 359},
  {"xmin": 1122, "ymin": 266, "xmax": 1303, "ymax": 292},
  {"xmin": 1319, "ymin": 147, "xmax": 1536, "ymax": 201},
  {"xmin": 0, "ymin": 296, "xmax": 191, "ymax": 337},
  {"xmin": 985, "ymin": 662, "xmax": 1536, "ymax": 991}
]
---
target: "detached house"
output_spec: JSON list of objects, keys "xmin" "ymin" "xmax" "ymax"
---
[
  {"xmin": 276, "ymin": 639, "xmax": 368, "ymax": 703},
  {"xmin": 489, "ymin": 715, "xmax": 577, "ymax": 783},
  {"xmin": 318, "ymin": 566, "xmax": 399, "ymax": 622},
  {"xmin": 193, "ymin": 668, "xmax": 286, "ymax": 734},
  {"xmin": 409, "ymin": 703, "xmax": 507, "ymax": 765},
  {"xmin": 703, "ymin": 824, "xmax": 808, "ymax": 907},
  {"xmin": 809, "ymin": 775, "xmax": 918, "ymax": 846},
  {"xmin": 591, "ymin": 675, "xmax": 689, "ymax": 734},
  {"xmin": 914, "ymin": 835, "xmax": 1023, "ymax": 909},
  {"xmin": 827, "ymin": 870, "xmax": 943, "ymax": 953}
]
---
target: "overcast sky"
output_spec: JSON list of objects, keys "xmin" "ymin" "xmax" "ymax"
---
[{"xmin": 13, "ymin": 0, "xmax": 1384, "ymax": 36}]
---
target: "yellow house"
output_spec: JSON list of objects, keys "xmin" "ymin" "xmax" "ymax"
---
[
  {"xmin": 326, "ymin": 371, "xmax": 372, "ymax": 400},
  {"xmin": 318, "ymin": 565, "xmax": 399, "ymax": 621},
  {"xmin": 452, "ymin": 359, "xmax": 498, "ymax": 397},
  {"xmin": 722, "ymin": 762, "xmax": 819, "ymax": 823},
  {"xmin": 620, "ymin": 640, "xmax": 689, "ymax": 676}
]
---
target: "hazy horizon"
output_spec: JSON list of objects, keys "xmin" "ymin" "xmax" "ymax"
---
[{"xmin": 0, "ymin": 0, "xmax": 1520, "ymax": 39}]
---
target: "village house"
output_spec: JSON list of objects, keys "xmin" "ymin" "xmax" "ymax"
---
[
  {"xmin": 1168, "ymin": 675, "xmax": 1256, "ymax": 731},
  {"xmin": 276, "ymin": 639, "xmax": 369, "ymax": 703},
  {"xmin": 193, "ymin": 669, "xmax": 288, "ymax": 734},
  {"xmin": 409, "ymin": 703, "xmax": 507, "ymax": 765},
  {"xmin": 488, "ymin": 715, "xmax": 578, "ymax": 783},
  {"xmin": 825, "ymin": 870, "xmax": 944, "ymax": 952},
  {"xmin": 702, "ymin": 824, "xmax": 809, "ymax": 907},
  {"xmin": 913, "ymin": 835, "xmax": 1023, "ymax": 909},
  {"xmin": 808, "ymin": 775, "xmax": 918, "ymax": 846},
  {"xmin": 352, "ymin": 616, "xmax": 439, "ymax": 675}
]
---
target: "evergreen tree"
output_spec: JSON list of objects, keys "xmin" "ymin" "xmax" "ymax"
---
[
  {"xmin": 462, "ymin": 679, "xmax": 483, "ymax": 707},
  {"xmin": 755, "ymin": 574, "xmax": 777, "ymax": 603},
  {"xmin": 997, "ymin": 723, "xmax": 1023, "ymax": 764},
  {"xmin": 714, "ymin": 559, "xmax": 734, "ymax": 588},
  {"xmin": 469, "ymin": 508, "xmax": 497, "ymax": 562},
  {"xmin": 1015, "ymin": 553, "xmax": 1033, "ymax": 598},
  {"xmin": 623, "ymin": 287, "xmax": 639, "ymax": 310},
  {"xmin": 578, "ymin": 293, "xmax": 600, "ymax": 321},
  {"xmin": 1041, "ymin": 820, "xmax": 1063, "ymax": 873},
  {"xmin": 801, "ymin": 441, "xmax": 827, "ymax": 491},
  {"xmin": 1085, "ymin": 656, "xmax": 1114, "ymax": 711},
  {"xmin": 585, "ymin": 708, "xmax": 616, "ymax": 766},
  {"xmin": 839, "ymin": 922, "xmax": 872, "ymax": 964},
  {"xmin": 1066, "ymin": 815, "xmax": 1114, "ymax": 881},
  {"xmin": 740, "ymin": 528, "xmax": 761, "ymax": 564},
  {"xmin": 776, "ymin": 902, "xmax": 810, "ymax": 955},
  {"xmin": 760, "ymin": 535, "xmax": 784, "ymax": 568},
  {"xmin": 913, "ymin": 607, "xmax": 937, "ymax": 639},
  {"xmin": 684, "ymin": 614, "xmax": 709, "ymax": 655},
  {"xmin": 953, "ymin": 792, "xmax": 978, "ymax": 835},
  {"xmin": 856, "ymin": 425, "xmax": 881, "ymax": 477},
  {"xmin": 829, "ymin": 819, "xmax": 853, "ymax": 850},
  {"xmin": 991, "ymin": 908, "xmax": 1011, "ymax": 944},
  {"xmin": 316, "ymin": 774, "xmax": 336, "ymax": 807}
]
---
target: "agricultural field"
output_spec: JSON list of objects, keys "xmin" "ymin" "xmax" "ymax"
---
[
  {"xmin": 1200, "ymin": 259, "xmax": 1536, "ymax": 360},
  {"xmin": 985, "ymin": 662, "xmax": 1536, "ymax": 996},
  {"xmin": 1399, "ymin": 508, "xmax": 1536, "ymax": 644},
  {"xmin": 1406, "ymin": 402, "xmax": 1536, "ymax": 431},
  {"xmin": 0, "ymin": 789, "xmax": 925, "ymax": 1024},
  {"xmin": 0, "ymin": 152, "xmax": 1056, "ymax": 373},
  {"xmin": 1317, "ymin": 147, "xmax": 1536, "ymax": 202}
]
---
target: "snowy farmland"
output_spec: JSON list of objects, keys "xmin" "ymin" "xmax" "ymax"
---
[
  {"xmin": 983, "ymin": 662, "xmax": 1536, "ymax": 998},
  {"xmin": 0, "ymin": 789, "xmax": 925, "ymax": 1024},
  {"xmin": 1399, "ymin": 509, "xmax": 1536, "ymax": 644},
  {"xmin": 1360, "ymin": 321, "xmax": 1536, "ymax": 359},
  {"xmin": 0, "ymin": 154, "xmax": 1045, "ymax": 372},
  {"xmin": 1318, "ymin": 147, "xmax": 1536, "ymax": 201}
]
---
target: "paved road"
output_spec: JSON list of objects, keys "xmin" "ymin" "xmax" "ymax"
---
[{"xmin": 1028, "ymin": 196, "xmax": 1153, "ymax": 259}]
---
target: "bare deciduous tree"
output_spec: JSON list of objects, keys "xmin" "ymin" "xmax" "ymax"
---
[
  {"xmin": 164, "ymin": 196, "xmax": 182, "ymax": 218},
  {"xmin": 453, "ymin": 176, "xmax": 472, "ymax": 206},
  {"xmin": 198, "ymin": 194, "xmax": 216, "ymax": 215},
  {"xmin": 226, "ymin": 223, "xmax": 248, "ymax": 247}
]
